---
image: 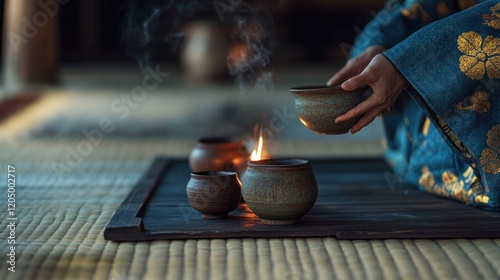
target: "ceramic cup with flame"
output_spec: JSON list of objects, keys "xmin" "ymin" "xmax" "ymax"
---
[{"xmin": 242, "ymin": 159, "xmax": 318, "ymax": 225}]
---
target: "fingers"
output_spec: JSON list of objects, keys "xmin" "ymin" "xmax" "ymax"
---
[
  {"xmin": 331, "ymin": 53, "xmax": 406, "ymax": 134},
  {"xmin": 327, "ymin": 64, "xmax": 357, "ymax": 86},
  {"xmin": 327, "ymin": 74, "xmax": 341, "ymax": 86},
  {"xmin": 334, "ymin": 97, "xmax": 374, "ymax": 124},
  {"xmin": 349, "ymin": 108, "xmax": 382, "ymax": 134},
  {"xmin": 335, "ymin": 81, "xmax": 387, "ymax": 124},
  {"xmin": 327, "ymin": 45, "xmax": 386, "ymax": 87},
  {"xmin": 341, "ymin": 68, "xmax": 371, "ymax": 91}
]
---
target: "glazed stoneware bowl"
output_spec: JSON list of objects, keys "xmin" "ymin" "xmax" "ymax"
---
[
  {"xmin": 186, "ymin": 171, "xmax": 241, "ymax": 219},
  {"xmin": 289, "ymin": 85, "xmax": 371, "ymax": 134},
  {"xmin": 189, "ymin": 137, "xmax": 250, "ymax": 178},
  {"xmin": 242, "ymin": 159, "xmax": 318, "ymax": 225}
]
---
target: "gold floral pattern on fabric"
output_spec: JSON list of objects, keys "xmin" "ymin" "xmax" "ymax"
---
[
  {"xmin": 456, "ymin": 91, "xmax": 490, "ymax": 113},
  {"xmin": 480, "ymin": 124, "xmax": 500, "ymax": 174},
  {"xmin": 442, "ymin": 171, "xmax": 464, "ymax": 189},
  {"xmin": 463, "ymin": 166, "xmax": 476, "ymax": 184},
  {"xmin": 442, "ymin": 171, "xmax": 468, "ymax": 202},
  {"xmin": 465, "ymin": 172, "xmax": 489, "ymax": 204},
  {"xmin": 437, "ymin": 118, "xmax": 474, "ymax": 160},
  {"xmin": 419, "ymin": 166, "xmax": 435, "ymax": 191},
  {"xmin": 418, "ymin": 167, "xmax": 469, "ymax": 203},
  {"xmin": 458, "ymin": 31, "xmax": 500, "ymax": 80},
  {"xmin": 402, "ymin": 2, "xmax": 432, "ymax": 23},
  {"xmin": 422, "ymin": 117, "xmax": 431, "ymax": 136},
  {"xmin": 475, "ymin": 194, "xmax": 490, "ymax": 204},
  {"xmin": 482, "ymin": 3, "xmax": 500, "ymax": 30}
]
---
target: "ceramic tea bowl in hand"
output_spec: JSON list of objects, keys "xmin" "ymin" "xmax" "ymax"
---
[{"xmin": 289, "ymin": 85, "xmax": 371, "ymax": 134}]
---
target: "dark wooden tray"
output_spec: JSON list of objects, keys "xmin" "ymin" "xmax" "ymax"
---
[{"xmin": 104, "ymin": 157, "xmax": 500, "ymax": 241}]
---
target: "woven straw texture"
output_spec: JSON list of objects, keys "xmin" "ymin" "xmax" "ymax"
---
[
  {"xmin": 1, "ymin": 139, "xmax": 500, "ymax": 280},
  {"xmin": 0, "ymin": 87, "xmax": 499, "ymax": 280}
]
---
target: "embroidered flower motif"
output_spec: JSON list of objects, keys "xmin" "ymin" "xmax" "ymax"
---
[
  {"xmin": 456, "ymin": 91, "xmax": 490, "ymax": 113},
  {"xmin": 482, "ymin": 2, "xmax": 500, "ymax": 30},
  {"xmin": 458, "ymin": 31, "xmax": 500, "ymax": 80},
  {"xmin": 480, "ymin": 124, "xmax": 500, "ymax": 174},
  {"xmin": 419, "ymin": 167, "xmax": 470, "ymax": 203},
  {"xmin": 462, "ymin": 166, "xmax": 475, "ymax": 184},
  {"xmin": 419, "ymin": 166, "xmax": 435, "ymax": 191},
  {"xmin": 442, "ymin": 171, "xmax": 465, "ymax": 192},
  {"xmin": 475, "ymin": 194, "xmax": 490, "ymax": 204},
  {"xmin": 421, "ymin": 117, "xmax": 431, "ymax": 136}
]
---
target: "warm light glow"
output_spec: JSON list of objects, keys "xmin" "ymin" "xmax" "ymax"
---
[{"xmin": 250, "ymin": 126, "xmax": 266, "ymax": 161}]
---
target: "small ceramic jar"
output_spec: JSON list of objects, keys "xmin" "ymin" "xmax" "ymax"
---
[
  {"xmin": 242, "ymin": 159, "xmax": 318, "ymax": 225},
  {"xmin": 189, "ymin": 137, "xmax": 250, "ymax": 177},
  {"xmin": 186, "ymin": 171, "xmax": 241, "ymax": 219}
]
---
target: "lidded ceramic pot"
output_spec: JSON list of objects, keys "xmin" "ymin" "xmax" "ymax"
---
[
  {"xmin": 242, "ymin": 159, "xmax": 318, "ymax": 225},
  {"xmin": 186, "ymin": 171, "xmax": 241, "ymax": 219},
  {"xmin": 189, "ymin": 137, "xmax": 250, "ymax": 177}
]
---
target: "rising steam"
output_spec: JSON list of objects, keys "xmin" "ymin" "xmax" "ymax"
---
[
  {"xmin": 121, "ymin": 0, "xmax": 274, "ymax": 95},
  {"xmin": 226, "ymin": 3, "xmax": 274, "ymax": 96}
]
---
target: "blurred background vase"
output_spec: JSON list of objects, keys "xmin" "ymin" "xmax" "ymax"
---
[
  {"xmin": 180, "ymin": 20, "xmax": 231, "ymax": 83},
  {"xmin": 189, "ymin": 137, "xmax": 250, "ymax": 177},
  {"xmin": 2, "ymin": 0, "xmax": 59, "ymax": 92},
  {"xmin": 187, "ymin": 171, "xmax": 241, "ymax": 219}
]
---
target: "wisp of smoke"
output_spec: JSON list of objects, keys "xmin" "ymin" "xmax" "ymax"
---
[
  {"xmin": 121, "ymin": 0, "xmax": 207, "ymax": 71},
  {"xmin": 227, "ymin": 2, "xmax": 274, "ymax": 96},
  {"xmin": 121, "ymin": 0, "xmax": 275, "ymax": 96}
]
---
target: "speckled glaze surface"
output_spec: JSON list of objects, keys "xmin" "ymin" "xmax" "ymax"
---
[
  {"xmin": 290, "ymin": 85, "xmax": 371, "ymax": 134},
  {"xmin": 186, "ymin": 171, "xmax": 241, "ymax": 219},
  {"xmin": 242, "ymin": 159, "xmax": 318, "ymax": 225},
  {"xmin": 189, "ymin": 137, "xmax": 250, "ymax": 177}
]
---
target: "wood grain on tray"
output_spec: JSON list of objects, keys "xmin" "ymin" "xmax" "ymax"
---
[{"xmin": 104, "ymin": 157, "xmax": 500, "ymax": 241}]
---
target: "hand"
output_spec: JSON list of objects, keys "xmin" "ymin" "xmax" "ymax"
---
[
  {"xmin": 335, "ymin": 54, "xmax": 408, "ymax": 134},
  {"xmin": 327, "ymin": 45, "xmax": 386, "ymax": 86}
]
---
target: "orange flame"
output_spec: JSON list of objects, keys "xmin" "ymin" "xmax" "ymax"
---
[
  {"xmin": 250, "ymin": 126, "xmax": 266, "ymax": 161},
  {"xmin": 251, "ymin": 134, "xmax": 263, "ymax": 161}
]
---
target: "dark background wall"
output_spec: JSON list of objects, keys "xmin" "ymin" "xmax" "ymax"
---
[{"xmin": 1, "ymin": 0, "xmax": 384, "ymax": 64}]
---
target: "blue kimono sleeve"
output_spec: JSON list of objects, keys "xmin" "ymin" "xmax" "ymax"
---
[
  {"xmin": 351, "ymin": 0, "xmax": 460, "ymax": 58},
  {"xmin": 384, "ymin": 0, "xmax": 500, "ymax": 209}
]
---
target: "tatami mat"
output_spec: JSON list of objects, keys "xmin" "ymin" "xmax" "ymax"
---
[
  {"xmin": 1, "ymin": 139, "xmax": 500, "ymax": 279},
  {"xmin": 3, "ymin": 64, "xmax": 497, "ymax": 279}
]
